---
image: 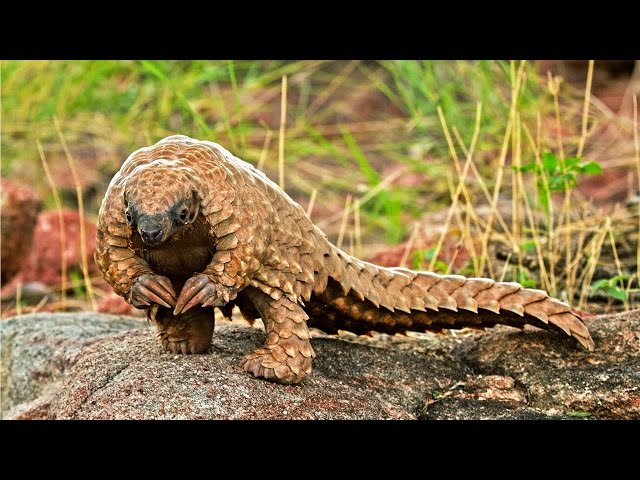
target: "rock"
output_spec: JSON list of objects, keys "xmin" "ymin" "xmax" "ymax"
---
[
  {"xmin": 0, "ymin": 313, "xmax": 146, "ymax": 419},
  {"xmin": 12, "ymin": 209, "xmax": 99, "ymax": 287},
  {"xmin": 97, "ymin": 291, "xmax": 138, "ymax": 316},
  {"xmin": 48, "ymin": 324, "xmax": 463, "ymax": 420},
  {"xmin": 452, "ymin": 311, "xmax": 640, "ymax": 420},
  {"xmin": 1, "ymin": 209, "xmax": 107, "ymax": 314},
  {"xmin": 0, "ymin": 179, "xmax": 42, "ymax": 285},
  {"xmin": 2, "ymin": 310, "xmax": 639, "ymax": 419}
]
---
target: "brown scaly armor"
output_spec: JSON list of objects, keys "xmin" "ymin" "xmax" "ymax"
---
[{"xmin": 95, "ymin": 135, "xmax": 594, "ymax": 384}]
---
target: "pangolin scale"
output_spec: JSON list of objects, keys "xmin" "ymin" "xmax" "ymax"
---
[{"xmin": 95, "ymin": 135, "xmax": 594, "ymax": 384}]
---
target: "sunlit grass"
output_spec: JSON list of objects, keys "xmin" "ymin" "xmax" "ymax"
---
[{"xmin": 1, "ymin": 59, "xmax": 638, "ymax": 314}]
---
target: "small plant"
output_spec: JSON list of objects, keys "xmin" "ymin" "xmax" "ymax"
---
[
  {"xmin": 519, "ymin": 239, "xmax": 537, "ymax": 253},
  {"xmin": 413, "ymin": 247, "xmax": 448, "ymax": 273},
  {"xmin": 590, "ymin": 274, "xmax": 634, "ymax": 303},
  {"xmin": 68, "ymin": 268, "xmax": 87, "ymax": 299},
  {"xmin": 515, "ymin": 268, "xmax": 538, "ymax": 288},
  {"xmin": 517, "ymin": 152, "xmax": 602, "ymax": 212}
]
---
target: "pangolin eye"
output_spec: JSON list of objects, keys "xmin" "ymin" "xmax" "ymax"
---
[
  {"xmin": 125, "ymin": 211, "xmax": 132, "ymax": 224},
  {"xmin": 179, "ymin": 208, "xmax": 189, "ymax": 223}
]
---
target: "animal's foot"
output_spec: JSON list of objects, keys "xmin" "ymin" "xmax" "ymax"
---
[
  {"xmin": 160, "ymin": 336, "xmax": 210, "ymax": 354},
  {"xmin": 154, "ymin": 308, "xmax": 215, "ymax": 354},
  {"xmin": 239, "ymin": 288, "xmax": 315, "ymax": 384},
  {"xmin": 130, "ymin": 273, "xmax": 177, "ymax": 309},
  {"xmin": 240, "ymin": 344, "xmax": 313, "ymax": 385}
]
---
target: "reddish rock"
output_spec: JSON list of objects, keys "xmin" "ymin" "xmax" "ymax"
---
[
  {"xmin": 1, "ymin": 179, "xmax": 42, "ymax": 285},
  {"xmin": 47, "ymin": 324, "xmax": 453, "ymax": 420},
  {"xmin": 13, "ymin": 209, "xmax": 98, "ymax": 286},
  {"xmin": 97, "ymin": 291, "xmax": 137, "ymax": 316},
  {"xmin": 449, "ymin": 311, "xmax": 640, "ymax": 420}
]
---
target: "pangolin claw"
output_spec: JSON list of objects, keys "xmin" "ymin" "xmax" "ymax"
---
[
  {"xmin": 174, "ymin": 274, "xmax": 227, "ymax": 314},
  {"xmin": 130, "ymin": 273, "xmax": 177, "ymax": 309}
]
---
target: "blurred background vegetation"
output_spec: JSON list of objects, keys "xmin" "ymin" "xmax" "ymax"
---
[{"xmin": 1, "ymin": 60, "xmax": 639, "ymax": 314}]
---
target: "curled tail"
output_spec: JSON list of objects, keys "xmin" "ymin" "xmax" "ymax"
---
[{"xmin": 309, "ymin": 248, "xmax": 594, "ymax": 351}]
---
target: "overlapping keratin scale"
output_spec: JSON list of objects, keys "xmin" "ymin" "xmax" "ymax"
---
[
  {"xmin": 172, "ymin": 135, "xmax": 593, "ymax": 350},
  {"xmin": 136, "ymin": 136, "xmax": 327, "ymax": 306},
  {"xmin": 96, "ymin": 134, "xmax": 594, "ymax": 354},
  {"xmin": 307, "ymin": 249, "xmax": 594, "ymax": 351}
]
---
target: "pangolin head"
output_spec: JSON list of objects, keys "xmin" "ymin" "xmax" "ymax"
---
[{"xmin": 122, "ymin": 160, "xmax": 200, "ymax": 246}]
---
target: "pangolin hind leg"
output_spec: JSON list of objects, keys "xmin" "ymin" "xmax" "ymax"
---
[
  {"xmin": 151, "ymin": 305, "xmax": 215, "ymax": 354},
  {"xmin": 240, "ymin": 288, "xmax": 315, "ymax": 384}
]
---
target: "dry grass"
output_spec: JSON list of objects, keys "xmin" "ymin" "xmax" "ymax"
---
[
  {"xmin": 54, "ymin": 117, "xmax": 96, "ymax": 310},
  {"xmin": 37, "ymin": 139, "xmax": 67, "ymax": 308},
  {"xmin": 2, "ymin": 60, "xmax": 639, "ymax": 316}
]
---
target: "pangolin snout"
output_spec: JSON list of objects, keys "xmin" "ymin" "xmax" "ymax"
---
[{"xmin": 140, "ymin": 226, "xmax": 163, "ymax": 245}]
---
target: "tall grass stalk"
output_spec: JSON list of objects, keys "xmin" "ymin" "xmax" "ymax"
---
[
  {"xmin": 336, "ymin": 194, "xmax": 353, "ymax": 250},
  {"xmin": 633, "ymin": 93, "xmax": 640, "ymax": 308},
  {"xmin": 54, "ymin": 117, "xmax": 96, "ymax": 311},
  {"xmin": 430, "ymin": 102, "xmax": 483, "ymax": 272},
  {"xmin": 478, "ymin": 60, "xmax": 526, "ymax": 277},
  {"xmin": 353, "ymin": 199, "xmax": 362, "ymax": 259},
  {"xmin": 607, "ymin": 220, "xmax": 629, "ymax": 310},
  {"xmin": 37, "ymin": 140, "xmax": 67, "ymax": 308},
  {"xmin": 278, "ymin": 75, "xmax": 288, "ymax": 190}
]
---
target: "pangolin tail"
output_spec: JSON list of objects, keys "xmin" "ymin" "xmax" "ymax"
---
[{"xmin": 308, "ymin": 249, "xmax": 594, "ymax": 351}]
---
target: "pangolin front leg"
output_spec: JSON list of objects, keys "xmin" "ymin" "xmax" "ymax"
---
[
  {"xmin": 173, "ymin": 243, "xmax": 253, "ymax": 315},
  {"xmin": 240, "ymin": 288, "xmax": 315, "ymax": 384},
  {"xmin": 129, "ymin": 273, "xmax": 177, "ymax": 309},
  {"xmin": 173, "ymin": 273, "xmax": 229, "ymax": 314}
]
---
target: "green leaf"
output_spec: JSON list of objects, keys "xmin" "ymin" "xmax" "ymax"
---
[
  {"xmin": 562, "ymin": 172, "xmax": 577, "ymax": 189},
  {"xmin": 139, "ymin": 60, "xmax": 166, "ymax": 81},
  {"xmin": 607, "ymin": 287, "xmax": 627, "ymax": 302},
  {"xmin": 542, "ymin": 151, "xmax": 558, "ymax": 173},
  {"xmin": 548, "ymin": 172, "xmax": 576, "ymax": 192},
  {"xmin": 565, "ymin": 411, "xmax": 592, "ymax": 418},
  {"xmin": 538, "ymin": 184, "xmax": 551, "ymax": 211},
  {"xmin": 515, "ymin": 268, "xmax": 537, "ymax": 288},
  {"xmin": 590, "ymin": 276, "xmax": 628, "ymax": 302},
  {"xmin": 578, "ymin": 161, "xmax": 603, "ymax": 175},
  {"xmin": 520, "ymin": 240, "xmax": 537, "ymax": 252},
  {"xmin": 68, "ymin": 269, "xmax": 86, "ymax": 299},
  {"xmin": 548, "ymin": 178, "xmax": 561, "ymax": 192},
  {"xmin": 590, "ymin": 278, "xmax": 610, "ymax": 291},
  {"xmin": 610, "ymin": 273, "xmax": 631, "ymax": 283},
  {"xmin": 412, "ymin": 251, "xmax": 423, "ymax": 270},
  {"xmin": 434, "ymin": 260, "xmax": 448, "ymax": 274},
  {"xmin": 423, "ymin": 247, "xmax": 448, "ymax": 273},
  {"xmin": 517, "ymin": 162, "xmax": 537, "ymax": 173},
  {"xmin": 564, "ymin": 156, "xmax": 581, "ymax": 168}
]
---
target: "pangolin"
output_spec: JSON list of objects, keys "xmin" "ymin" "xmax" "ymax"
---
[{"xmin": 95, "ymin": 135, "xmax": 594, "ymax": 384}]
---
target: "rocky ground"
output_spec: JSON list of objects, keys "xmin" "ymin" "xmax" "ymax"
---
[{"xmin": 2, "ymin": 310, "xmax": 638, "ymax": 420}]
